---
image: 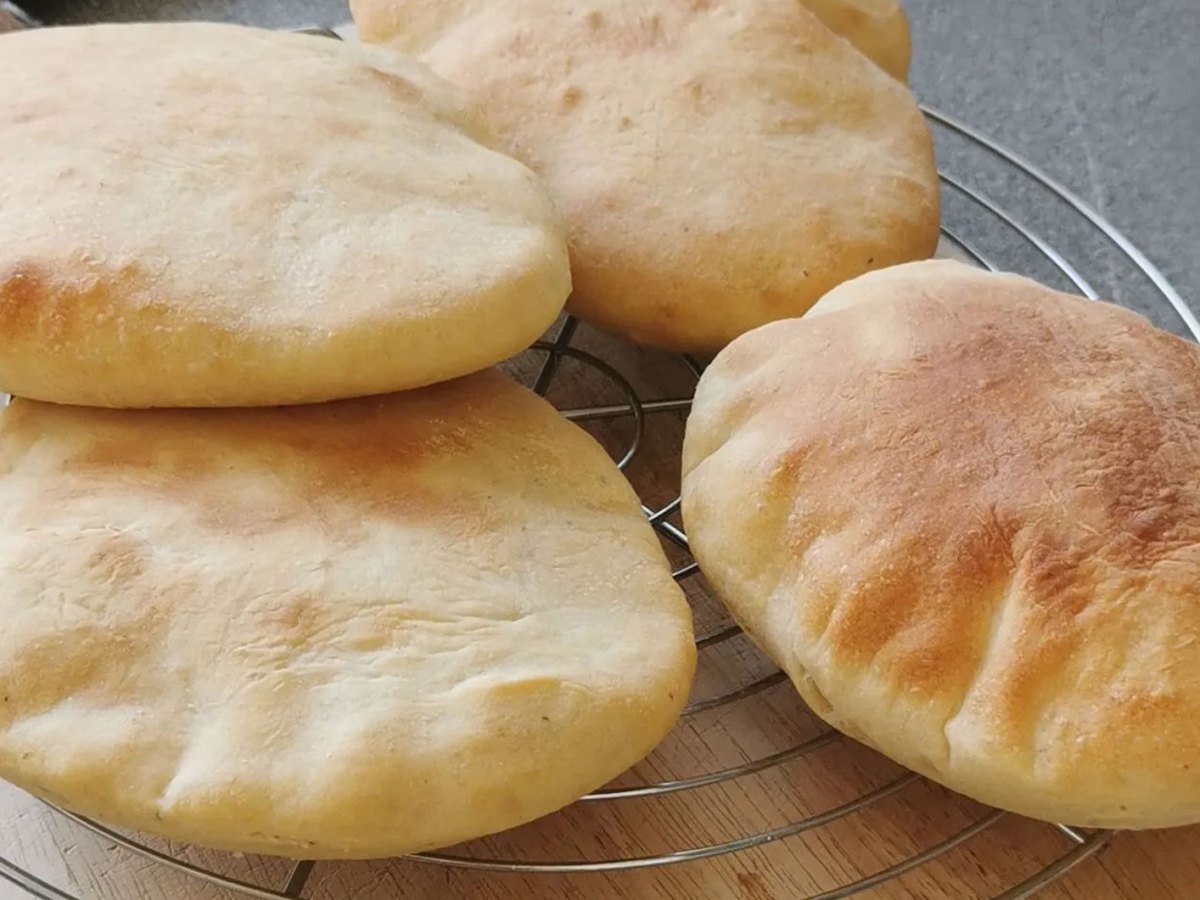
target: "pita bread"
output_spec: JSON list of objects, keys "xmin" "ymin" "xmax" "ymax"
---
[
  {"xmin": 0, "ymin": 370, "xmax": 694, "ymax": 856},
  {"xmin": 0, "ymin": 23, "xmax": 570, "ymax": 407},
  {"xmin": 798, "ymin": 0, "xmax": 911, "ymax": 81},
  {"xmin": 682, "ymin": 260, "xmax": 1200, "ymax": 828},
  {"xmin": 351, "ymin": 0, "xmax": 939, "ymax": 352}
]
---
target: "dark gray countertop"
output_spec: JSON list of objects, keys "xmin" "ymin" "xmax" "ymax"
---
[
  {"xmin": 19, "ymin": 0, "xmax": 1200, "ymax": 331},
  {"xmin": 905, "ymin": 0, "xmax": 1200, "ymax": 333}
]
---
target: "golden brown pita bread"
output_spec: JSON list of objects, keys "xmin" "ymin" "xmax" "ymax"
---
[
  {"xmin": 352, "ymin": 0, "xmax": 939, "ymax": 352},
  {"xmin": 799, "ymin": 0, "xmax": 911, "ymax": 80},
  {"xmin": 0, "ymin": 371, "xmax": 694, "ymax": 856},
  {"xmin": 683, "ymin": 260, "xmax": 1200, "ymax": 828},
  {"xmin": 0, "ymin": 23, "xmax": 570, "ymax": 407}
]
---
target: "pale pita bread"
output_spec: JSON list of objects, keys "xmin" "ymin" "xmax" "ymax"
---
[
  {"xmin": 683, "ymin": 261, "xmax": 1200, "ymax": 828},
  {"xmin": 351, "ymin": 0, "xmax": 939, "ymax": 352},
  {"xmin": 0, "ymin": 371, "xmax": 694, "ymax": 856},
  {"xmin": 0, "ymin": 23, "xmax": 570, "ymax": 407}
]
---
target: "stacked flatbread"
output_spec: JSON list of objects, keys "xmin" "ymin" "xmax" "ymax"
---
[
  {"xmin": 0, "ymin": 22, "xmax": 570, "ymax": 407},
  {"xmin": 352, "ymin": 0, "xmax": 939, "ymax": 351},
  {"xmin": 7, "ymin": 0, "xmax": 1196, "ymax": 863},
  {"xmin": 683, "ymin": 260, "xmax": 1200, "ymax": 829},
  {"xmin": 0, "ymin": 372, "xmax": 695, "ymax": 856},
  {"xmin": 0, "ymin": 21, "xmax": 695, "ymax": 857}
]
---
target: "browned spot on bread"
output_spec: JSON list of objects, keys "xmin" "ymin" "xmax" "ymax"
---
[
  {"xmin": 0, "ymin": 261, "xmax": 50, "ymax": 339},
  {"xmin": 560, "ymin": 85, "xmax": 584, "ymax": 111},
  {"xmin": 54, "ymin": 383, "xmax": 518, "ymax": 541},
  {"xmin": 73, "ymin": 434, "xmax": 220, "ymax": 479},
  {"xmin": 0, "ymin": 256, "xmax": 159, "ymax": 348},
  {"xmin": 683, "ymin": 260, "xmax": 1200, "ymax": 827},
  {"xmin": 580, "ymin": 9, "xmax": 675, "ymax": 56}
]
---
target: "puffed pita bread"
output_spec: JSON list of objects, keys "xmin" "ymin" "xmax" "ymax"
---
[
  {"xmin": 351, "ymin": 0, "xmax": 939, "ymax": 352},
  {"xmin": 799, "ymin": 0, "xmax": 911, "ymax": 81},
  {"xmin": 0, "ymin": 23, "xmax": 570, "ymax": 407},
  {"xmin": 683, "ymin": 260, "xmax": 1200, "ymax": 828},
  {"xmin": 0, "ymin": 370, "xmax": 695, "ymax": 856}
]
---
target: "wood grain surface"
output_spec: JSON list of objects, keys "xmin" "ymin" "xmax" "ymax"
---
[{"xmin": 0, "ymin": 318, "xmax": 1198, "ymax": 900}]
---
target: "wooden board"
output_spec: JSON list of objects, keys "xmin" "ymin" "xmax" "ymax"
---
[{"xmin": 1, "ymin": 318, "xmax": 1199, "ymax": 900}]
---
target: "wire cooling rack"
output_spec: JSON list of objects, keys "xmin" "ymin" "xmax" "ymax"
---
[{"xmin": 0, "ymin": 21, "xmax": 1195, "ymax": 900}]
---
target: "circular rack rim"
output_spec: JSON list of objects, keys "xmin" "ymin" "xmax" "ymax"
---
[{"xmin": 0, "ymin": 28, "xmax": 1191, "ymax": 900}]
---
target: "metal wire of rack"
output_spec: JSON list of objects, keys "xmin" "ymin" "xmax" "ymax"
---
[
  {"xmin": 0, "ymin": 21, "xmax": 1193, "ymax": 900},
  {"xmin": 0, "ymin": 2, "xmax": 38, "ymax": 30}
]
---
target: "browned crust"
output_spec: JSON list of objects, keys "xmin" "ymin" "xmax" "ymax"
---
[{"xmin": 683, "ymin": 260, "xmax": 1200, "ymax": 827}]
